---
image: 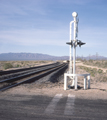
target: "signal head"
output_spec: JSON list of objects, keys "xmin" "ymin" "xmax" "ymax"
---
[{"xmin": 72, "ymin": 12, "xmax": 78, "ymax": 17}]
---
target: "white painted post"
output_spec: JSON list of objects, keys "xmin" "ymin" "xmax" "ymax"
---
[
  {"xmin": 84, "ymin": 76, "xmax": 87, "ymax": 90},
  {"xmin": 72, "ymin": 12, "xmax": 78, "ymax": 87},
  {"xmin": 69, "ymin": 21, "xmax": 74, "ymax": 80},
  {"xmin": 75, "ymin": 76, "xmax": 77, "ymax": 90},
  {"xmin": 64, "ymin": 74, "xmax": 67, "ymax": 90},
  {"xmin": 69, "ymin": 22, "xmax": 73, "ymax": 74},
  {"xmin": 88, "ymin": 75, "xmax": 90, "ymax": 89}
]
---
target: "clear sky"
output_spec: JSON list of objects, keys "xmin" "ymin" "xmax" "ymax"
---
[{"xmin": 0, "ymin": 0, "xmax": 107, "ymax": 57}]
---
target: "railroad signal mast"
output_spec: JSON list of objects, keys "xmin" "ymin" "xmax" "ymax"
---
[{"xmin": 66, "ymin": 12, "xmax": 85, "ymax": 88}]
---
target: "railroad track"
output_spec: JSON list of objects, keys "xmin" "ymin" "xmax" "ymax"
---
[
  {"xmin": 0, "ymin": 62, "xmax": 58, "ymax": 76},
  {"xmin": 0, "ymin": 62, "xmax": 67, "ymax": 91}
]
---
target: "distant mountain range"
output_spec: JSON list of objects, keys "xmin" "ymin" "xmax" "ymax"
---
[
  {"xmin": 0, "ymin": 53, "xmax": 69, "ymax": 61},
  {"xmin": 0, "ymin": 53, "xmax": 106, "ymax": 61}
]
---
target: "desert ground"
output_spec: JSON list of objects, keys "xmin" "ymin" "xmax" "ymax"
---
[{"xmin": 0, "ymin": 60, "xmax": 107, "ymax": 100}]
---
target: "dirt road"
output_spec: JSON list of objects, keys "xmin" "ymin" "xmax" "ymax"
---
[{"xmin": 76, "ymin": 62, "xmax": 107, "ymax": 72}]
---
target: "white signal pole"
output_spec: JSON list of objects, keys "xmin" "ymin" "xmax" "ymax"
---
[
  {"xmin": 64, "ymin": 12, "xmax": 89, "ymax": 90},
  {"xmin": 71, "ymin": 12, "xmax": 78, "ymax": 87},
  {"xmin": 69, "ymin": 21, "xmax": 74, "ymax": 74}
]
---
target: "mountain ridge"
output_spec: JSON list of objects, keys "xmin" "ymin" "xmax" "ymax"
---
[
  {"xmin": 0, "ymin": 53, "xmax": 106, "ymax": 61},
  {"xmin": 0, "ymin": 53, "xmax": 69, "ymax": 61}
]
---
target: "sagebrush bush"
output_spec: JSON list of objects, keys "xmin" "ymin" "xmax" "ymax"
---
[
  {"xmin": 102, "ymin": 76, "xmax": 107, "ymax": 82},
  {"xmin": 4, "ymin": 63, "xmax": 13, "ymax": 69},
  {"xmin": 16, "ymin": 64, "xmax": 20, "ymax": 68},
  {"xmin": 98, "ymin": 69, "xmax": 103, "ymax": 74}
]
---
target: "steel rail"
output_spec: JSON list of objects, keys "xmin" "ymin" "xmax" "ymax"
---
[
  {"xmin": 0, "ymin": 63, "xmax": 63, "ymax": 83},
  {"xmin": 0, "ymin": 63, "xmax": 67, "ymax": 91},
  {"xmin": 0, "ymin": 62, "xmax": 59, "ymax": 76},
  {"xmin": 0, "ymin": 62, "xmax": 60, "ymax": 82}
]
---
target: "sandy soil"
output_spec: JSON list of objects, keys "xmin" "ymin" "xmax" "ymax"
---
[
  {"xmin": 1, "ymin": 73, "xmax": 107, "ymax": 100},
  {"xmin": 1, "ymin": 82, "xmax": 107, "ymax": 100}
]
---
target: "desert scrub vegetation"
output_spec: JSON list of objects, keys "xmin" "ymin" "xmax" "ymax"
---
[
  {"xmin": 3, "ymin": 63, "xmax": 13, "ymax": 70},
  {"xmin": 79, "ymin": 66, "xmax": 103, "ymax": 77},
  {"xmin": 79, "ymin": 66, "xmax": 107, "ymax": 82},
  {"xmin": 82, "ymin": 59, "xmax": 107, "ymax": 68},
  {"xmin": 0, "ymin": 60, "xmax": 53, "ymax": 70}
]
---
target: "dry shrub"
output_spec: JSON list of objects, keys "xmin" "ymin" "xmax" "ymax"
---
[{"xmin": 4, "ymin": 63, "xmax": 13, "ymax": 70}]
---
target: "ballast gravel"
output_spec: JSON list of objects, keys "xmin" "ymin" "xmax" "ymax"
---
[{"xmin": 1, "ymin": 65, "xmax": 107, "ymax": 100}]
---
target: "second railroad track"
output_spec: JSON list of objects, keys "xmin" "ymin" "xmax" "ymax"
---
[{"xmin": 0, "ymin": 62, "xmax": 68, "ymax": 91}]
